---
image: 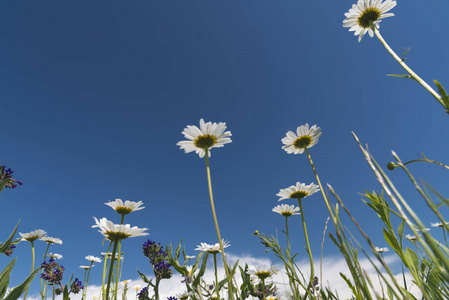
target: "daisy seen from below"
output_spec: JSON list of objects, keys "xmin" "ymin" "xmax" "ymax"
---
[
  {"xmin": 247, "ymin": 266, "xmax": 278, "ymax": 280},
  {"xmin": 195, "ymin": 239, "xmax": 231, "ymax": 254},
  {"xmin": 85, "ymin": 255, "xmax": 102, "ymax": 263},
  {"xmin": 272, "ymin": 204, "xmax": 300, "ymax": 217},
  {"xmin": 343, "ymin": 0, "xmax": 396, "ymax": 42},
  {"xmin": 47, "ymin": 253, "xmax": 62, "ymax": 260},
  {"xmin": 92, "ymin": 217, "xmax": 148, "ymax": 240},
  {"xmin": 375, "ymin": 247, "xmax": 389, "ymax": 253},
  {"xmin": 177, "ymin": 118, "xmax": 232, "ymax": 158},
  {"xmin": 105, "ymin": 199, "xmax": 145, "ymax": 216},
  {"xmin": 40, "ymin": 237, "xmax": 62, "ymax": 245},
  {"xmin": 277, "ymin": 182, "xmax": 320, "ymax": 202},
  {"xmin": 20, "ymin": 229, "xmax": 46, "ymax": 242},
  {"xmin": 431, "ymin": 222, "xmax": 449, "ymax": 228},
  {"xmin": 281, "ymin": 124, "xmax": 321, "ymax": 155}
]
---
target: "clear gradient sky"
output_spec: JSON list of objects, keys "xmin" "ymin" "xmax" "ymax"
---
[{"xmin": 1, "ymin": 0, "xmax": 449, "ymax": 294}]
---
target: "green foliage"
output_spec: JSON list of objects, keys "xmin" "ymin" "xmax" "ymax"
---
[{"xmin": 3, "ymin": 267, "xmax": 40, "ymax": 300}]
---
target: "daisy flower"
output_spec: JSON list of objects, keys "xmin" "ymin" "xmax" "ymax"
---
[
  {"xmin": 19, "ymin": 230, "xmax": 47, "ymax": 242},
  {"xmin": 40, "ymin": 237, "xmax": 63, "ymax": 245},
  {"xmin": 195, "ymin": 239, "xmax": 231, "ymax": 254},
  {"xmin": 277, "ymin": 182, "xmax": 320, "ymax": 201},
  {"xmin": 272, "ymin": 204, "xmax": 300, "ymax": 217},
  {"xmin": 85, "ymin": 255, "xmax": 102, "ymax": 263},
  {"xmin": 47, "ymin": 253, "xmax": 63, "ymax": 260},
  {"xmin": 281, "ymin": 124, "xmax": 321, "ymax": 154},
  {"xmin": 80, "ymin": 265, "xmax": 92, "ymax": 270},
  {"xmin": 185, "ymin": 255, "xmax": 195, "ymax": 260},
  {"xmin": 247, "ymin": 266, "xmax": 278, "ymax": 280},
  {"xmin": 92, "ymin": 217, "xmax": 149, "ymax": 240},
  {"xmin": 176, "ymin": 291, "xmax": 193, "ymax": 300},
  {"xmin": 431, "ymin": 221, "xmax": 449, "ymax": 228},
  {"xmin": 405, "ymin": 234, "xmax": 418, "ymax": 241},
  {"xmin": 105, "ymin": 199, "xmax": 145, "ymax": 215},
  {"xmin": 177, "ymin": 119, "xmax": 232, "ymax": 158},
  {"xmin": 343, "ymin": 0, "xmax": 397, "ymax": 42},
  {"xmin": 375, "ymin": 247, "xmax": 389, "ymax": 253}
]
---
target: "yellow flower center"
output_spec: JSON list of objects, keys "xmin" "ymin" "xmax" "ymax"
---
[
  {"xmin": 107, "ymin": 232, "xmax": 131, "ymax": 240},
  {"xmin": 290, "ymin": 191, "xmax": 308, "ymax": 199},
  {"xmin": 256, "ymin": 270, "xmax": 272, "ymax": 280},
  {"xmin": 357, "ymin": 8, "xmax": 381, "ymax": 28},
  {"xmin": 116, "ymin": 207, "xmax": 133, "ymax": 215},
  {"xmin": 281, "ymin": 212, "xmax": 293, "ymax": 217},
  {"xmin": 293, "ymin": 136, "xmax": 311, "ymax": 149},
  {"xmin": 194, "ymin": 134, "xmax": 217, "ymax": 149}
]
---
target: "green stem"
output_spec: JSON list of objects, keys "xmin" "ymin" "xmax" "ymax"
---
[
  {"xmin": 298, "ymin": 199, "xmax": 314, "ymax": 286},
  {"xmin": 23, "ymin": 241, "xmax": 35, "ymax": 300},
  {"xmin": 443, "ymin": 228, "xmax": 448, "ymax": 249},
  {"xmin": 371, "ymin": 23, "xmax": 444, "ymax": 108},
  {"xmin": 285, "ymin": 217, "xmax": 290, "ymax": 251},
  {"xmin": 101, "ymin": 243, "xmax": 113, "ymax": 299},
  {"xmin": 204, "ymin": 151, "xmax": 234, "ymax": 300},
  {"xmin": 261, "ymin": 278, "xmax": 266, "ymax": 300},
  {"xmin": 114, "ymin": 215, "xmax": 125, "ymax": 300},
  {"xmin": 106, "ymin": 239, "xmax": 120, "ymax": 300},
  {"xmin": 41, "ymin": 243, "xmax": 51, "ymax": 300},
  {"xmin": 213, "ymin": 253, "xmax": 220, "ymax": 300}
]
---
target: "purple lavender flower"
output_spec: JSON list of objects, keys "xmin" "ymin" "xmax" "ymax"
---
[
  {"xmin": 70, "ymin": 278, "xmax": 84, "ymax": 294},
  {"xmin": 154, "ymin": 261, "xmax": 173, "ymax": 280},
  {"xmin": 167, "ymin": 297, "xmax": 178, "ymax": 300},
  {"xmin": 41, "ymin": 259, "xmax": 64, "ymax": 284},
  {"xmin": 142, "ymin": 239, "xmax": 166, "ymax": 264},
  {"xmin": 137, "ymin": 287, "xmax": 150, "ymax": 300},
  {"xmin": 0, "ymin": 165, "xmax": 23, "ymax": 190},
  {"xmin": 3, "ymin": 244, "xmax": 16, "ymax": 257}
]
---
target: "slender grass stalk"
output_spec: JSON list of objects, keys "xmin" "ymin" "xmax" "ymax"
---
[
  {"xmin": 370, "ymin": 23, "xmax": 445, "ymax": 108},
  {"xmin": 204, "ymin": 151, "xmax": 234, "ymax": 300},
  {"xmin": 297, "ymin": 198, "xmax": 314, "ymax": 287},
  {"xmin": 285, "ymin": 216, "xmax": 290, "ymax": 251},
  {"xmin": 23, "ymin": 241, "xmax": 35, "ymax": 300},
  {"xmin": 261, "ymin": 278, "xmax": 266, "ymax": 300},
  {"xmin": 101, "ymin": 243, "xmax": 112, "ymax": 300},
  {"xmin": 41, "ymin": 243, "xmax": 51, "ymax": 300},
  {"xmin": 114, "ymin": 215, "xmax": 125, "ymax": 300},
  {"xmin": 106, "ymin": 239, "xmax": 120, "ymax": 300},
  {"xmin": 213, "ymin": 253, "xmax": 220, "ymax": 300}
]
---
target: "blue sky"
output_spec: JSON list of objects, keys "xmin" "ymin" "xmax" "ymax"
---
[{"xmin": 2, "ymin": 0, "xmax": 449, "ymax": 294}]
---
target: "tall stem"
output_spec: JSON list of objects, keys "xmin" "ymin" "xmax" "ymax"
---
[
  {"xmin": 101, "ymin": 242, "xmax": 113, "ymax": 299},
  {"xmin": 261, "ymin": 278, "xmax": 266, "ymax": 300},
  {"xmin": 213, "ymin": 253, "xmax": 220, "ymax": 300},
  {"xmin": 114, "ymin": 215, "xmax": 125, "ymax": 300},
  {"xmin": 204, "ymin": 151, "xmax": 234, "ymax": 300},
  {"xmin": 106, "ymin": 239, "xmax": 119, "ymax": 300},
  {"xmin": 285, "ymin": 217, "xmax": 290, "ymax": 251},
  {"xmin": 23, "ymin": 241, "xmax": 35, "ymax": 300},
  {"xmin": 298, "ymin": 199, "xmax": 314, "ymax": 286},
  {"xmin": 371, "ymin": 24, "xmax": 444, "ymax": 108},
  {"xmin": 41, "ymin": 243, "xmax": 51, "ymax": 300}
]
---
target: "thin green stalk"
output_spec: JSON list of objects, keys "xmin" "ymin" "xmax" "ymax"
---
[
  {"xmin": 298, "ymin": 198, "xmax": 314, "ymax": 290},
  {"xmin": 114, "ymin": 215, "xmax": 125, "ymax": 300},
  {"xmin": 261, "ymin": 278, "xmax": 266, "ymax": 300},
  {"xmin": 443, "ymin": 228, "xmax": 449, "ymax": 249},
  {"xmin": 371, "ymin": 23, "xmax": 444, "ymax": 108},
  {"xmin": 41, "ymin": 243, "xmax": 51, "ymax": 300},
  {"xmin": 285, "ymin": 217, "xmax": 290, "ymax": 251},
  {"xmin": 101, "ymin": 243, "xmax": 113, "ymax": 299},
  {"xmin": 106, "ymin": 239, "xmax": 120, "ymax": 300},
  {"xmin": 204, "ymin": 151, "xmax": 234, "ymax": 300},
  {"xmin": 23, "ymin": 241, "xmax": 35, "ymax": 300},
  {"xmin": 213, "ymin": 253, "xmax": 220, "ymax": 300}
]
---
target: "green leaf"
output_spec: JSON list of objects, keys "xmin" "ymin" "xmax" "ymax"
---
[
  {"xmin": 0, "ymin": 221, "xmax": 21, "ymax": 254},
  {"xmin": 383, "ymin": 228, "xmax": 400, "ymax": 254},
  {"xmin": 387, "ymin": 74, "xmax": 416, "ymax": 81},
  {"xmin": 0, "ymin": 258, "xmax": 17, "ymax": 299},
  {"xmin": 404, "ymin": 247, "xmax": 419, "ymax": 273},
  {"xmin": 63, "ymin": 285, "xmax": 70, "ymax": 300},
  {"xmin": 192, "ymin": 252, "xmax": 209, "ymax": 288},
  {"xmin": 4, "ymin": 267, "xmax": 40, "ymax": 300},
  {"xmin": 136, "ymin": 269, "xmax": 152, "ymax": 285},
  {"xmin": 434, "ymin": 80, "xmax": 449, "ymax": 111},
  {"xmin": 387, "ymin": 285, "xmax": 394, "ymax": 300}
]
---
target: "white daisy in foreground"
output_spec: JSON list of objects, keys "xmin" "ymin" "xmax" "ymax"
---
[
  {"xmin": 80, "ymin": 265, "xmax": 92, "ymax": 270},
  {"xmin": 375, "ymin": 247, "xmax": 389, "ymax": 253},
  {"xmin": 195, "ymin": 239, "xmax": 231, "ymax": 254},
  {"xmin": 272, "ymin": 204, "xmax": 300, "ymax": 217},
  {"xmin": 176, "ymin": 291, "xmax": 193, "ymax": 300},
  {"xmin": 247, "ymin": 266, "xmax": 278, "ymax": 280},
  {"xmin": 177, "ymin": 118, "xmax": 232, "ymax": 158},
  {"xmin": 105, "ymin": 199, "xmax": 145, "ymax": 215},
  {"xmin": 405, "ymin": 234, "xmax": 418, "ymax": 242},
  {"xmin": 92, "ymin": 217, "xmax": 149, "ymax": 240},
  {"xmin": 186, "ymin": 255, "xmax": 195, "ymax": 260},
  {"xmin": 19, "ymin": 230, "xmax": 47, "ymax": 242},
  {"xmin": 282, "ymin": 124, "xmax": 321, "ymax": 154},
  {"xmin": 277, "ymin": 182, "xmax": 320, "ymax": 201},
  {"xmin": 85, "ymin": 255, "xmax": 102, "ymax": 263},
  {"xmin": 47, "ymin": 253, "xmax": 63, "ymax": 260},
  {"xmin": 40, "ymin": 237, "xmax": 63, "ymax": 245},
  {"xmin": 431, "ymin": 221, "xmax": 449, "ymax": 228},
  {"xmin": 343, "ymin": 0, "xmax": 397, "ymax": 42}
]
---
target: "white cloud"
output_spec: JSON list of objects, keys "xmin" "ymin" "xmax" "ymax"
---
[{"xmin": 30, "ymin": 253, "xmax": 421, "ymax": 300}]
